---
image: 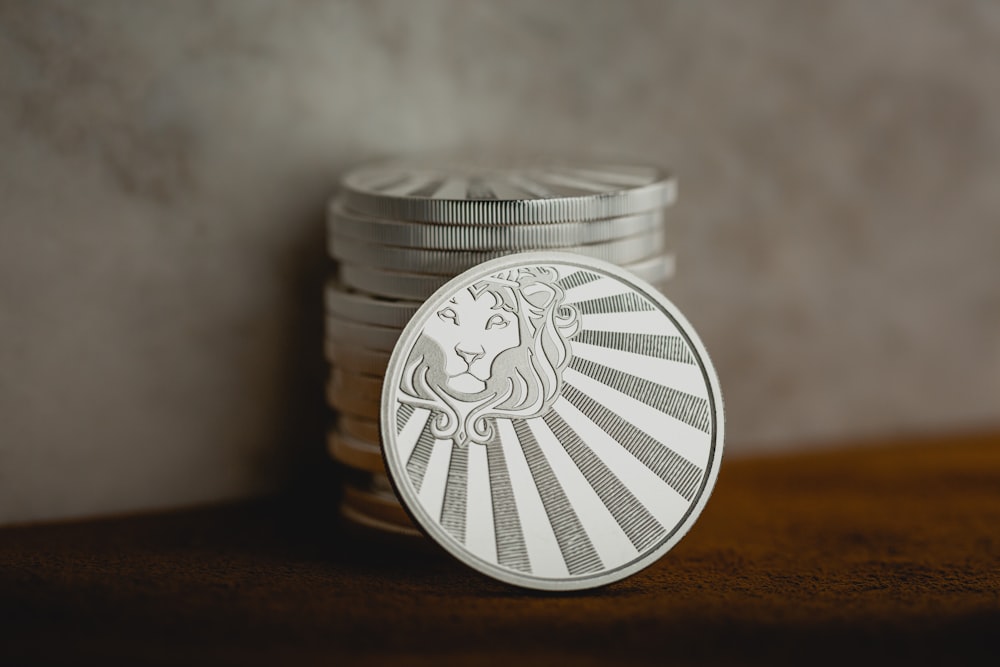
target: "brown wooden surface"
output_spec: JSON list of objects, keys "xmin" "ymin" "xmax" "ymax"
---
[{"xmin": 1, "ymin": 433, "xmax": 998, "ymax": 665}]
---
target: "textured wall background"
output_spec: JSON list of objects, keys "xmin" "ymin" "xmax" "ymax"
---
[{"xmin": 1, "ymin": 0, "xmax": 998, "ymax": 524}]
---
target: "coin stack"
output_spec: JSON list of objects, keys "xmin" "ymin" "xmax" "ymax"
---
[{"xmin": 324, "ymin": 160, "xmax": 677, "ymax": 536}]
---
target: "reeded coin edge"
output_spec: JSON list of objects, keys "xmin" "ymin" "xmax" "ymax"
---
[
  {"xmin": 342, "ymin": 179, "xmax": 676, "ymax": 224},
  {"xmin": 328, "ymin": 230, "xmax": 665, "ymax": 275},
  {"xmin": 327, "ymin": 200, "xmax": 667, "ymax": 249},
  {"xmin": 379, "ymin": 251, "xmax": 724, "ymax": 591}
]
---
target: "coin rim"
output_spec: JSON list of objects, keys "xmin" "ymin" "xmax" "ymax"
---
[
  {"xmin": 328, "ymin": 199, "xmax": 667, "ymax": 249},
  {"xmin": 341, "ymin": 163, "xmax": 676, "ymax": 224},
  {"xmin": 328, "ymin": 229, "xmax": 665, "ymax": 275},
  {"xmin": 339, "ymin": 253, "xmax": 676, "ymax": 301},
  {"xmin": 379, "ymin": 251, "xmax": 724, "ymax": 591}
]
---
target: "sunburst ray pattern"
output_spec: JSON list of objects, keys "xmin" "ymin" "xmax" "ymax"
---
[{"xmin": 386, "ymin": 263, "xmax": 719, "ymax": 583}]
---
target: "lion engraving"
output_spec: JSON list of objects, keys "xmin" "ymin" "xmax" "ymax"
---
[{"xmin": 399, "ymin": 266, "xmax": 580, "ymax": 447}]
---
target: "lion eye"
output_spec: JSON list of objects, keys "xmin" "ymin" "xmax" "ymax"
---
[
  {"xmin": 437, "ymin": 308, "xmax": 459, "ymax": 325},
  {"xmin": 485, "ymin": 314, "xmax": 508, "ymax": 330}
]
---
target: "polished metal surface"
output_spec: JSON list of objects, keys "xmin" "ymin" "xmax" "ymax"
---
[
  {"xmin": 326, "ymin": 158, "xmax": 685, "ymax": 551},
  {"xmin": 328, "ymin": 200, "xmax": 666, "ymax": 250},
  {"xmin": 328, "ymin": 230, "xmax": 664, "ymax": 275},
  {"xmin": 380, "ymin": 253, "xmax": 723, "ymax": 590},
  {"xmin": 340, "ymin": 160, "xmax": 675, "ymax": 224},
  {"xmin": 339, "ymin": 254, "xmax": 675, "ymax": 301}
]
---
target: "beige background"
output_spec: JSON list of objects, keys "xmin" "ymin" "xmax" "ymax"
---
[{"xmin": 1, "ymin": 0, "xmax": 998, "ymax": 525}]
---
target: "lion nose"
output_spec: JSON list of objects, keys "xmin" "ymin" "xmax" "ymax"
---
[{"xmin": 455, "ymin": 344, "xmax": 485, "ymax": 367}]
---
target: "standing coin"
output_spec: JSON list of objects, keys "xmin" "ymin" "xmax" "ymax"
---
[{"xmin": 380, "ymin": 252, "xmax": 723, "ymax": 590}]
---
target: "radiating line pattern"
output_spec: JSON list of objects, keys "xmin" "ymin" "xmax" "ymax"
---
[
  {"xmin": 555, "ymin": 270, "xmax": 600, "ymax": 292},
  {"xmin": 485, "ymin": 424, "xmax": 531, "ymax": 573},
  {"xmin": 570, "ymin": 293, "xmax": 654, "ymax": 315},
  {"xmin": 573, "ymin": 330, "xmax": 694, "ymax": 364},
  {"xmin": 569, "ymin": 357, "xmax": 710, "ymax": 433},
  {"xmin": 388, "ymin": 261, "xmax": 718, "ymax": 583},
  {"xmin": 561, "ymin": 384, "xmax": 704, "ymax": 500},
  {"xmin": 440, "ymin": 444, "xmax": 469, "ymax": 543},
  {"xmin": 405, "ymin": 421, "xmax": 436, "ymax": 492},
  {"xmin": 511, "ymin": 420, "xmax": 604, "ymax": 575},
  {"xmin": 541, "ymin": 411, "xmax": 667, "ymax": 551},
  {"xmin": 396, "ymin": 403, "xmax": 416, "ymax": 434}
]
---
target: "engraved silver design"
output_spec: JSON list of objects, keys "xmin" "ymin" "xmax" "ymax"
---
[{"xmin": 380, "ymin": 253, "xmax": 724, "ymax": 590}]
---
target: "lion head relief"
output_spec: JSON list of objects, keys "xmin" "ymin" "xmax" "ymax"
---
[{"xmin": 399, "ymin": 266, "xmax": 580, "ymax": 447}]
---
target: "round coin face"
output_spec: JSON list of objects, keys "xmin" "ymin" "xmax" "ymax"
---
[{"xmin": 380, "ymin": 253, "xmax": 724, "ymax": 590}]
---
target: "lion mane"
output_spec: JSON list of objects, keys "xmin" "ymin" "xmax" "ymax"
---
[{"xmin": 398, "ymin": 266, "xmax": 580, "ymax": 447}]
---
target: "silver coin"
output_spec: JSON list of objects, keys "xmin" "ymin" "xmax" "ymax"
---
[
  {"xmin": 339, "ymin": 253, "xmax": 676, "ymax": 301},
  {"xmin": 328, "ymin": 199, "xmax": 666, "ymax": 250},
  {"xmin": 324, "ymin": 341, "xmax": 391, "ymax": 377},
  {"xmin": 325, "ymin": 280, "xmax": 420, "ymax": 329},
  {"xmin": 328, "ymin": 428, "xmax": 385, "ymax": 473},
  {"xmin": 326, "ymin": 316, "xmax": 402, "ymax": 352},
  {"xmin": 328, "ymin": 230, "xmax": 664, "ymax": 276},
  {"xmin": 340, "ymin": 159, "xmax": 675, "ymax": 224},
  {"xmin": 380, "ymin": 252, "xmax": 723, "ymax": 590}
]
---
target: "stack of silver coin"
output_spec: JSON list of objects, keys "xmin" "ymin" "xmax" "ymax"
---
[{"xmin": 324, "ymin": 159, "xmax": 677, "ymax": 536}]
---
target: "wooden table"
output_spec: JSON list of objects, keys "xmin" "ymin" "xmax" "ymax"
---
[{"xmin": 2, "ymin": 433, "xmax": 997, "ymax": 665}]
